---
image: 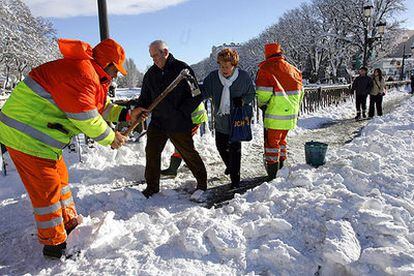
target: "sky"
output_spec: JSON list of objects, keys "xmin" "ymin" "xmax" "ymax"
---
[{"xmin": 23, "ymin": 0, "xmax": 414, "ymax": 72}]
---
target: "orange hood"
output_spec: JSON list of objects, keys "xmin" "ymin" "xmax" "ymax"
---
[{"xmin": 58, "ymin": 39, "xmax": 94, "ymax": 60}]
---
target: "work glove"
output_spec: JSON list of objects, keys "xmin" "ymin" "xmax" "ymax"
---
[{"xmin": 233, "ymin": 97, "xmax": 244, "ymax": 108}]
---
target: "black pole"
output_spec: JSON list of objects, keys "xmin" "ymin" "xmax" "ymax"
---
[
  {"xmin": 97, "ymin": 0, "xmax": 109, "ymax": 41},
  {"xmin": 363, "ymin": 27, "xmax": 368, "ymax": 67},
  {"xmin": 400, "ymin": 44, "xmax": 406, "ymax": 81}
]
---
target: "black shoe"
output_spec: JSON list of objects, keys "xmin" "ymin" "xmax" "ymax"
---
[
  {"xmin": 362, "ymin": 112, "xmax": 367, "ymax": 118},
  {"xmin": 43, "ymin": 242, "xmax": 67, "ymax": 259},
  {"xmin": 142, "ymin": 188, "xmax": 159, "ymax": 198},
  {"xmin": 224, "ymin": 168, "xmax": 230, "ymax": 175},
  {"xmin": 266, "ymin": 163, "xmax": 279, "ymax": 181}
]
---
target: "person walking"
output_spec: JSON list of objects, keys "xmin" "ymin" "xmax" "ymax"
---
[
  {"xmin": 160, "ymin": 102, "xmax": 208, "ymax": 178},
  {"xmin": 255, "ymin": 43, "xmax": 304, "ymax": 180},
  {"xmin": 369, "ymin": 68, "xmax": 386, "ymax": 118},
  {"xmin": 410, "ymin": 73, "xmax": 414, "ymax": 94},
  {"xmin": 201, "ymin": 48, "xmax": 255, "ymax": 188},
  {"xmin": 0, "ymin": 38, "xmax": 145, "ymax": 258},
  {"xmin": 351, "ymin": 67, "xmax": 373, "ymax": 120},
  {"xmin": 132, "ymin": 40, "xmax": 207, "ymax": 198}
]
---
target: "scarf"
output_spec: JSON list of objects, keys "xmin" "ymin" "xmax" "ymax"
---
[{"xmin": 217, "ymin": 68, "xmax": 239, "ymax": 116}]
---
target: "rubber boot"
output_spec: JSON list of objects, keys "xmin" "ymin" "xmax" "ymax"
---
[
  {"xmin": 266, "ymin": 163, "xmax": 279, "ymax": 181},
  {"xmin": 279, "ymin": 160, "xmax": 285, "ymax": 170},
  {"xmin": 160, "ymin": 156, "xmax": 182, "ymax": 178},
  {"xmin": 43, "ymin": 242, "xmax": 66, "ymax": 259},
  {"xmin": 230, "ymin": 173, "xmax": 240, "ymax": 189}
]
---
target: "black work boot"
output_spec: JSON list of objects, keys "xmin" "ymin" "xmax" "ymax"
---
[
  {"xmin": 160, "ymin": 156, "xmax": 182, "ymax": 178},
  {"xmin": 362, "ymin": 111, "xmax": 367, "ymax": 118},
  {"xmin": 279, "ymin": 160, "xmax": 285, "ymax": 170},
  {"xmin": 230, "ymin": 174, "xmax": 240, "ymax": 189},
  {"xmin": 43, "ymin": 242, "xmax": 67, "ymax": 259},
  {"xmin": 266, "ymin": 163, "xmax": 279, "ymax": 181},
  {"xmin": 142, "ymin": 188, "xmax": 159, "ymax": 198}
]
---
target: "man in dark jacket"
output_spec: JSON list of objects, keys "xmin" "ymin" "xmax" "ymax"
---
[
  {"xmin": 410, "ymin": 73, "xmax": 414, "ymax": 94},
  {"xmin": 133, "ymin": 40, "xmax": 207, "ymax": 198},
  {"xmin": 351, "ymin": 67, "xmax": 373, "ymax": 120}
]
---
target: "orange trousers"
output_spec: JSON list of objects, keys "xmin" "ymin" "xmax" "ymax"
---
[
  {"xmin": 264, "ymin": 129, "xmax": 289, "ymax": 164},
  {"xmin": 7, "ymin": 147, "xmax": 77, "ymax": 245}
]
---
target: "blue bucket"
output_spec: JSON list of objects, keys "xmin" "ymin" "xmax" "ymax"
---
[{"xmin": 305, "ymin": 141, "xmax": 328, "ymax": 168}]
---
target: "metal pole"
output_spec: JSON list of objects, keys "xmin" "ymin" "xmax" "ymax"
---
[
  {"xmin": 400, "ymin": 44, "xmax": 406, "ymax": 81},
  {"xmin": 363, "ymin": 27, "xmax": 368, "ymax": 67},
  {"xmin": 97, "ymin": 0, "xmax": 109, "ymax": 41}
]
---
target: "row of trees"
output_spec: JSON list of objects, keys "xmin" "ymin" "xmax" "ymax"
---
[
  {"xmin": 192, "ymin": 0, "xmax": 406, "ymax": 83},
  {"xmin": 0, "ymin": 0, "xmax": 143, "ymax": 90},
  {"xmin": 0, "ymin": 0, "xmax": 59, "ymax": 90}
]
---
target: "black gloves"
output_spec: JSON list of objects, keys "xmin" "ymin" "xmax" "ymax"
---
[{"xmin": 233, "ymin": 97, "xmax": 244, "ymax": 108}]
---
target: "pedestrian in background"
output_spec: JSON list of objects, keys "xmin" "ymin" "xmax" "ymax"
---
[
  {"xmin": 369, "ymin": 68, "xmax": 385, "ymax": 118},
  {"xmin": 351, "ymin": 67, "xmax": 373, "ymax": 120}
]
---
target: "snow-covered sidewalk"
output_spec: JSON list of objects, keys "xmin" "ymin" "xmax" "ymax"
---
[{"xmin": 0, "ymin": 89, "xmax": 413, "ymax": 275}]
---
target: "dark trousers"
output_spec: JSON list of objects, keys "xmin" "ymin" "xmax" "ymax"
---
[
  {"xmin": 215, "ymin": 131, "xmax": 241, "ymax": 185},
  {"xmin": 355, "ymin": 94, "xmax": 368, "ymax": 116},
  {"xmin": 145, "ymin": 126, "xmax": 207, "ymax": 192},
  {"xmin": 368, "ymin": 94, "xmax": 383, "ymax": 117}
]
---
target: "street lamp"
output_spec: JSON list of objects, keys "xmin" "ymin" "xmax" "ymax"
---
[
  {"xmin": 400, "ymin": 36, "xmax": 412, "ymax": 80},
  {"xmin": 362, "ymin": 4, "xmax": 386, "ymax": 67}
]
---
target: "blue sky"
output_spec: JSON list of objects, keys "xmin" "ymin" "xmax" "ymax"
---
[{"xmin": 24, "ymin": 0, "xmax": 414, "ymax": 72}]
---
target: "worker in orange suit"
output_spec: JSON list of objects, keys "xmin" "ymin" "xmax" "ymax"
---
[
  {"xmin": 0, "ymin": 38, "xmax": 147, "ymax": 258},
  {"xmin": 255, "ymin": 43, "xmax": 304, "ymax": 180}
]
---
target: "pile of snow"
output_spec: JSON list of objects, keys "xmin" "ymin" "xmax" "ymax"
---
[{"xmin": 0, "ymin": 88, "xmax": 413, "ymax": 275}]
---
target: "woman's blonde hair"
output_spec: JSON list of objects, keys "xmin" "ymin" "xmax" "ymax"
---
[{"xmin": 216, "ymin": 48, "xmax": 239, "ymax": 66}]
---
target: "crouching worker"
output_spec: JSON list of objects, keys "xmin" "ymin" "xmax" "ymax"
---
[
  {"xmin": 0, "ymin": 38, "xmax": 146, "ymax": 259},
  {"xmin": 161, "ymin": 102, "xmax": 208, "ymax": 178},
  {"xmin": 256, "ymin": 43, "xmax": 304, "ymax": 180}
]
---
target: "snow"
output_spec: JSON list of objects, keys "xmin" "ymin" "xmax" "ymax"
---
[{"xmin": 1, "ymin": 87, "xmax": 413, "ymax": 275}]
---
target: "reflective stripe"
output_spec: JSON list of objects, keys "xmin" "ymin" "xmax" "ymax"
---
[
  {"xmin": 191, "ymin": 110, "xmax": 207, "ymax": 118},
  {"xmin": 33, "ymin": 202, "xmax": 61, "ymax": 216},
  {"xmin": 61, "ymin": 197, "xmax": 74, "ymax": 208},
  {"xmin": 280, "ymin": 152, "xmax": 287, "ymax": 157},
  {"xmin": 256, "ymin": 86, "xmax": 273, "ymax": 92},
  {"xmin": 102, "ymin": 104, "xmax": 115, "ymax": 120},
  {"xmin": 23, "ymin": 77, "xmax": 56, "ymax": 105},
  {"xmin": 265, "ymin": 148, "xmax": 279, "ymax": 153},
  {"xmin": 265, "ymin": 156, "xmax": 279, "ymax": 161},
  {"xmin": 0, "ymin": 112, "xmax": 67, "ymax": 149},
  {"xmin": 93, "ymin": 126, "xmax": 112, "ymax": 142},
  {"xmin": 61, "ymin": 186, "xmax": 71, "ymax": 195},
  {"xmin": 66, "ymin": 109, "xmax": 99, "ymax": 121},
  {"xmin": 273, "ymin": 90, "xmax": 301, "ymax": 96},
  {"xmin": 36, "ymin": 217, "xmax": 63, "ymax": 229},
  {"xmin": 265, "ymin": 114, "xmax": 298, "ymax": 120},
  {"xmin": 280, "ymin": 145, "xmax": 287, "ymax": 150}
]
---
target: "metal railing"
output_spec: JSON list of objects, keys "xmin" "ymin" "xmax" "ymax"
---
[{"xmin": 204, "ymin": 80, "xmax": 411, "ymax": 132}]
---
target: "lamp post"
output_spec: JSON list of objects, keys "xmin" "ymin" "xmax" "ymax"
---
[
  {"xmin": 362, "ymin": 4, "xmax": 386, "ymax": 67},
  {"xmin": 97, "ymin": 0, "xmax": 109, "ymax": 41}
]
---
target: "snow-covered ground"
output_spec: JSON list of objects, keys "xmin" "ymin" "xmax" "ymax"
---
[{"xmin": 0, "ymin": 87, "xmax": 413, "ymax": 275}]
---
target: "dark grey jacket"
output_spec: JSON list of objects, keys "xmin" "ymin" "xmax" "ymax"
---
[
  {"xmin": 201, "ymin": 69, "xmax": 255, "ymax": 134},
  {"xmin": 352, "ymin": 75, "xmax": 373, "ymax": 96}
]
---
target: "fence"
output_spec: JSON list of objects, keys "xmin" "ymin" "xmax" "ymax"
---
[{"xmin": 203, "ymin": 80, "xmax": 411, "ymax": 133}]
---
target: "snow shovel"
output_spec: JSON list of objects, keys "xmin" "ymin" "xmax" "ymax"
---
[{"xmin": 121, "ymin": 68, "xmax": 200, "ymax": 137}]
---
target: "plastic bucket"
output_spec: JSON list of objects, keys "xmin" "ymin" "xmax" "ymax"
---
[{"xmin": 305, "ymin": 141, "xmax": 328, "ymax": 168}]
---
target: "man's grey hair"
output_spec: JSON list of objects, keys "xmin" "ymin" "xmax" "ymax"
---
[{"xmin": 149, "ymin": 40, "xmax": 169, "ymax": 51}]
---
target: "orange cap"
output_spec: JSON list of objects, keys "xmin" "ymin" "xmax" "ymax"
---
[
  {"xmin": 93, "ymin": 38, "xmax": 127, "ymax": 76},
  {"xmin": 264, "ymin": 43, "xmax": 283, "ymax": 58}
]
